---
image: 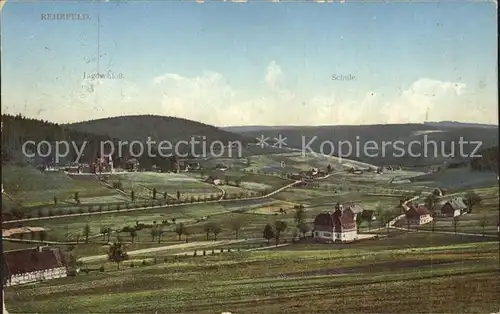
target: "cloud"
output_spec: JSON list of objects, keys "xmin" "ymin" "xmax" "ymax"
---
[
  {"xmin": 5, "ymin": 60, "xmax": 493, "ymax": 126},
  {"xmin": 380, "ymin": 78, "xmax": 468, "ymax": 124},
  {"xmin": 265, "ymin": 61, "xmax": 284, "ymax": 91}
]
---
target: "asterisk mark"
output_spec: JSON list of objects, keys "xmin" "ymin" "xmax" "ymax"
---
[
  {"xmin": 255, "ymin": 134, "xmax": 270, "ymax": 148},
  {"xmin": 273, "ymin": 134, "xmax": 287, "ymax": 148}
]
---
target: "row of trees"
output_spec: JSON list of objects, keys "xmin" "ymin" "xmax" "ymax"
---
[{"xmin": 6, "ymin": 189, "xmax": 268, "ymax": 221}]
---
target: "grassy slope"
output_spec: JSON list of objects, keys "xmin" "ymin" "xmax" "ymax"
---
[
  {"xmin": 4, "ymin": 238, "xmax": 498, "ymax": 313},
  {"xmin": 2, "ymin": 165, "xmax": 119, "ymax": 206}
]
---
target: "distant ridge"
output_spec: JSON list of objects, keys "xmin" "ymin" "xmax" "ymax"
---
[
  {"xmin": 423, "ymin": 121, "xmax": 498, "ymax": 129},
  {"xmin": 223, "ymin": 121, "xmax": 498, "ymax": 133}
]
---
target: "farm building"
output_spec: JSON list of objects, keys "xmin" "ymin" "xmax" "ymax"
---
[
  {"xmin": 436, "ymin": 198, "xmax": 467, "ymax": 217},
  {"xmin": 343, "ymin": 203, "xmax": 376, "ymax": 221},
  {"xmin": 433, "ymin": 188, "xmax": 444, "ymax": 196},
  {"xmin": 360, "ymin": 209, "xmax": 376, "ymax": 221},
  {"xmin": 405, "ymin": 205, "xmax": 433, "ymax": 225},
  {"xmin": 2, "ymin": 226, "xmax": 49, "ymax": 237},
  {"xmin": 313, "ymin": 203, "xmax": 358, "ymax": 243},
  {"xmin": 205, "ymin": 176, "xmax": 222, "ymax": 185},
  {"xmin": 2, "ymin": 246, "xmax": 67, "ymax": 287}
]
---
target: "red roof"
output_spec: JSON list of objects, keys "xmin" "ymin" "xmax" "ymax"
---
[
  {"xmin": 3, "ymin": 247, "xmax": 66, "ymax": 276},
  {"xmin": 406, "ymin": 205, "xmax": 430, "ymax": 218},
  {"xmin": 314, "ymin": 208, "xmax": 356, "ymax": 232}
]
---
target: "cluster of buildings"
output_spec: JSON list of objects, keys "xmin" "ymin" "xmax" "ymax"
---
[
  {"xmin": 288, "ymin": 168, "xmax": 327, "ymax": 182},
  {"xmin": 312, "ymin": 193, "xmax": 469, "ymax": 243}
]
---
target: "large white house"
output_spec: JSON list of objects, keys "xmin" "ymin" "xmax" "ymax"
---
[
  {"xmin": 2, "ymin": 246, "xmax": 67, "ymax": 287},
  {"xmin": 313, "ymin": 203, "xmax": 358, "ymax": 243}
]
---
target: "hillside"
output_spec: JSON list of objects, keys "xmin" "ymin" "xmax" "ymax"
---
[
  {"xmin": 1, "ymin": 114, "xmax": 176, "ymax": 171},
  {"xmin": 226, "ymin": 123, "xmax": 499, "ymax": 167},
  {"xmin": 67, "ymin": 115, "xmax": 251, "ymax": 148}
]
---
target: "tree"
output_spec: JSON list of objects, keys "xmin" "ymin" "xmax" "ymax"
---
[
  {"xmin": 130, "ymin": 229, "xmax": 137, "ymax": 243},
  {"xmin": 274, "ymin": 220, "xmax": 287, "ymax": 246},
  {"xmin": 326, "ymin": 164, "xmax": 332, "ymax": 174},
  {"xmin": 263, "ymin": 224, "xmax": 275, "ymax": 245},
  {"xmin": 375, "ymin": 204, "xmax": 384, "ymax": 228},
  {"xmin": 107, "ymin": 241, "xmax": 128, "ymax": 270},
  {"xmin": 99, "ymin": 227, "xmax": 106, "ymax": 241},
  {"xmin": 175, "ymin": 223, "xmax": 185, "ymax": 241},
  {"xmin": 453, "ymin": 216, "xmax": 460, "ymax": 234},
  {"xmin": 425, "ymin": 194, "xmax": 438, "ymax": 216},
  {"xmin": 106, "ymin": 227, "xmax": 112, "ymax": 242},
  {"xmin": 184, "ymin": 227, "xmax": 191, "ymax": 243},
  {"xmin": 356, "ymin": 214, "xmax": 363, "ymax": 232},
  {"xmin": 163, "ymin": 192, "xmax": 168, "ymax": 200},
  {"xmin": 431, "ymin": 215, "xmax": 437, "ymax": 232},
  {"xmin": 150, "ymin": 227, "xmax": 158, "ymax": 242},
  {"xmin": 465, "ymin": 191, "xmax": 482, "ymax": 213},
  {"xmin": 213, "ymin": 224, "xmax": 221, "ymax": 241},
  {"xmin": 157, "ymin": 226, "xmax": 163, "ymax": 243},
  {"xmin": 229, "ymin": 217, "xmax": 245, "ymax": 239},
  {"xmin": 297, "ymin": 222, "xmax": 310, "ymax": 239},
  {"xmin": 203, "ymin": 223, "xmax": 213, "ymax": 240},
  {"xmin": 131, "ymin": 190, "xmax": 135, "ymax": 202},
  {"xmin": 478, "ymin": 215, "xmax": 488, "ymax": 236},
  {"xmin": 152, "ymin": 188, "xmax": 157, "ymax": 200},
  {"xmin": 83, "ymin": 224, "xmax": 91, "ymax": 244},
  {"xmin": 294, "ymin": 207, "xmax": 305, "ymax": 226},
  {"xmin": 39, "ymin": 231, "xmax": 47, "ymax": 243}
]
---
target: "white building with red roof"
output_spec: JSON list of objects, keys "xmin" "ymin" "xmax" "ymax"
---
[{"xmin": 313, "ymin": 203, "xmax": 358, "ymax": 243}]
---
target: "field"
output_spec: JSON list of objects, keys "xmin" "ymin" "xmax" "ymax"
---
[
  {"xmin": 2, "ymin": 152, "xmax": 499, "ymax": 313},
  {"xmin": 4, "ymin": 234, "xmax": 499, "ymax": 313},
  {"xmin": 1, "ymin": 165, "xmax": 121, "ymax": 207}
]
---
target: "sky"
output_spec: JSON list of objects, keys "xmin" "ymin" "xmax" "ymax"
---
[{"xmin": 1, "ymin": 1, "xmax": 498, "ymax": 126}]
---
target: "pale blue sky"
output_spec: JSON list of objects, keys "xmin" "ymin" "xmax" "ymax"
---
[{"xmin": 1, "ymin": 1, "xmax": 497, "ymax": 126}]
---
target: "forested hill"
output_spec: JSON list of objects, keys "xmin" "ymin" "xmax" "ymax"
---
[
  {"xmin": 470, "ymin": 146, "xmax": 499, "ymax": 174},
  {"xmin": 1, "ymin": 114, "xmax": 176, "ymax": 170},
  {"xmin": 67, "ymin": 115, "xmax": 249, "ymax": 145}
]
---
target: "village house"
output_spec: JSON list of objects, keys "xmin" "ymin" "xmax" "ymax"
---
[
  {"xmin": 313, "ymin": 203, "xmax": 358, "ymax": 243},
  {"xmin": 344, "ymin": 203, "xmax": 376, "ymax": 222},
  {"xmin": 436, "ymin": 197, "xmax": 467, "ymax": 217},
  {"xmin": 405, "ymin": 204, "xmax": 433, "ymax": 225},
  {"xmin": 205, "ymin": 176, "xmax": 222, "ymax": 185},
  {"xmin": 215, "ymin": 164, "xmax": 228, "ymax": 171},
  {"xmin": 2, "ymin": 246, "xmax": 67, "ymax": 287},
  {"xmin": 360, "ymin": 209, "xmax": 376, "ymax": 221},
  {"xmin": 433, "ymin": 188, "xmax": 444, "ymax": 197},
  {"xmin": 2, "ymin": 226, "xmax": 49, "ymax": 237},
  {"xmin": 288, "ymin": 174, "xmax": 303, "ymax": 181}
]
